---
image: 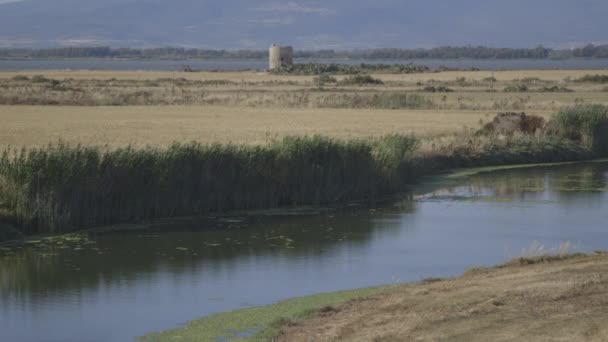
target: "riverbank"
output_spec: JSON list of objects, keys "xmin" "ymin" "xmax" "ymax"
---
[
  {"xmin": 275, "ymin": 252, "xmax": 608, "ymax": 341},
  {"xmin": 1, "ymin": 104, "xmax": 606, "ymax": 237},
  {"xmin": 140, "ymin": 252, "xmax": 608, "ymax": 341}
]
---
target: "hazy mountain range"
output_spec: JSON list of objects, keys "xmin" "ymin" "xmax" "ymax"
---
[{"xmin": 1, "ymin": 0, "xmax": 606, "ymax": 49}]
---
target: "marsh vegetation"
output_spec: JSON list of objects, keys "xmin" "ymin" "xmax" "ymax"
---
[{"xmin": 0, "ymin": 104, "xmax": 606, "ymax": 236}]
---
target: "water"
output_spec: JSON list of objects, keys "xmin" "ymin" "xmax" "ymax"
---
[
  {"xmin": 1, "ymin": 161, "xmax": 607, "ymax": 342},
  {"xmin": 1, "ymin": 58, "xmax": 608, "ymax": 71}
]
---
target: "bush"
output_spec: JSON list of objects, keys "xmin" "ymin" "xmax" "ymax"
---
[
  {"xmin": 422, "ymin": 85, "xmax": 453, "ymax": 93},
  {"xmin": 574, "ymin": 74, "xmax": 608, "ymax": 84},
  {"xmin": 339, "ymin": 75, "xmax": 384, "ymax": 86},
  {"xmin": 313, "ymin": 74, "xmax": 338, "ymax": 86},
  {"xmin": 31, "ymin": 75, "xmax": 61, "ymax": 86},
  {"xmin": 540, "ymin": 86, "xmax": 574, "ymax": 93},
  {"xmin": 272, "ymin": 63, "xmax": 429, "ymax": 75},
  {"xmin": 317, "ymin": 93, "xmax": 434, "ymax": 110},
  {"xmin": 549, "ymin": 105, "xmax": 608, "ymax": 153},
  {"xmin": 11, "ymin": 75, "xmax": 30, "ymax": 81},
  {"xmin": 504, "ymin": 84, "xmax": 529, "ymax": 92},
  {"xmin": 31, "ymin": 75, "xmax": 52, "ymax": 83}
]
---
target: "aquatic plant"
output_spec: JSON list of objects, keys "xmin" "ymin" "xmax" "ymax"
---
[
  {"xmin": 0, "ymin": 136, "xmax": 420, "ymax": 234},
  {"xmin": 549, "ymin": 104, "xmax": 608, "ymax": 153}
]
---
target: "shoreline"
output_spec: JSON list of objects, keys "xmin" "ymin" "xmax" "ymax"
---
[
  {"xmin": 2, "ymin": 156, "xmax": 606, "ymax": 247},
  {"xmin": 140, "ymin": 252, "xmax": 608, "ymax": 341}
]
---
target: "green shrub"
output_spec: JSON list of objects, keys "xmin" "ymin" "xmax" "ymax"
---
[
  {"xmin": 422, "ymin": 85, "xmax": 453, "ymax": 93},
  {"xmin": 31, "ymin": 75, "xmax": 61, "ymax": 86},
  {"xmin": 574, "ymin": 74, "xmax": 608, "ymax": 84},
  {"xmin": 504, "ymin": 84, "xmax": 529, "ymax": 92},
  {"xmin": 316, "ymin": 93, "xmax": 434, "ymax": 110},
  {"xmin": 540, "ymin": 85, "xmax": 574, "ymax": 93},
  {"xmin": 549, "ymin": 105, "xmax": 608, "ymax": 153},
  {"xmin": 313, "ymin": 74, "xmax": 338, "ymax": 86},
  {"xmin": 11, "ymin": 75, "xmax": 30, "ymax": 81},
  {"xmin": 31, "ymin": 75, "xmax": 52, "ymax": 83},
  {"xmin": 339, "ymin": 75, "xmax": 384, "ymax": 86},
  {"xmin": 272, "ymin": 63, "xmax": 429, "ymax": 75}
]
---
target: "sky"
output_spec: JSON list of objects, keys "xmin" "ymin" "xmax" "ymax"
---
[{"xmin": 0, "ymin": 0, "xmax": 606, "ymax": 49}]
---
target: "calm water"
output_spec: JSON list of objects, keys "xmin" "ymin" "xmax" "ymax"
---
[
  {"xmin": 1, "ymin": 161, "xmax": 607, "ymax": 342},
  {"xmin": 1, "ymin": 58, "xmax": 608, "ymax": 71}
]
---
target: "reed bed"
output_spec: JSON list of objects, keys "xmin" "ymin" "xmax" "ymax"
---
[{"xmin": 0, "ymin": 128, "xmax": 600, "ymax": 236}]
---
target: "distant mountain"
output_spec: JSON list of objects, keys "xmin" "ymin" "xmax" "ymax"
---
[{"xmin": 0, "ymin": 0, "xmax": 606, "ymax": 49}]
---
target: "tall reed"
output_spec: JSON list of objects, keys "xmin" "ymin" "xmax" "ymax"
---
[
  {"xmin": 0, "ymin": 136, "xmax": 418, "ymax": 234},
  {"xmin": 1, "ymin": 107, "xmax": 605, "ymax": 237}
]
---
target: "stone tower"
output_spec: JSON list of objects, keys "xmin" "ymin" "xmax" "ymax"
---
[{"xmin": 269, "ymin": 44, "xmax": 294, "ymax": 70}]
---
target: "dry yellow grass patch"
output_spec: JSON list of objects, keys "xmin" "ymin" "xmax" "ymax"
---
[
  {"xmin": 0, "ymin": 70, "xmax": 315, "ymax": 82},
  {"xmin": 374, "ymin": 69, "xmax": 608, "ymax": 82},
  {"xmin": 2, "ymin": 69, "xmax": 607, "ymax": 83},
  {"xmin": 0, "ymin": 105, "xmax": 511, "ymax": 148},
  {"xmin": 277, "ymin": 253, "xmax": 608, "ymax": 342}
]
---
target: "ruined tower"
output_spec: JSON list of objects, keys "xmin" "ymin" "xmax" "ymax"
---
[{"xmin": 269, "ymin": 44, "xmax": 294, "ymax": 70}]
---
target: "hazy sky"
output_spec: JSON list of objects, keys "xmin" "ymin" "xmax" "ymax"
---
[{"xmin": 0, "ymin": 0, "xmax": 606, "ymax": 49}]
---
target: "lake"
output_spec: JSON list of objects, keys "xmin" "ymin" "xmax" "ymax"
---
[
  {"xmin": 1, "ymin": 161, "xmax": 607, "ymax": 342},
  {"xmin": 1, "ymin": 59, "xmax": 608, "ymax": 71}
]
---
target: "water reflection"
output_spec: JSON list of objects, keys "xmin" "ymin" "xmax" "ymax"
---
[{"xmin": 1, "ymin": 162, "xmax": 607, "ymax": 342}]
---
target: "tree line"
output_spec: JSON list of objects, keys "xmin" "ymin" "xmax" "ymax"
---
[{"xmin": 1, "ymin": 45, "xmax": 607, "ymax": 60}]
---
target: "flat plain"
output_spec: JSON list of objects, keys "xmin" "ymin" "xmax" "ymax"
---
[{"xmin": 1, "ymin": 69, "xmax": 606, "ymax": 148}]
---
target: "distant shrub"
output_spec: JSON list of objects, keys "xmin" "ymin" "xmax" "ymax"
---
[
  {"xmin": 574, "ymin": 74, "xmax": 608, "ymax": 84},
  {"xmin": 483, "ymin": 76, "xmax": 497, "ymax": 82},
  {"xmin": 504, "ymin": 84, "xmax": 529, "ymax": 92},
  {"xmin": 540, "ymin": 85, "xmax": 574, "ymax": 93},
  {"xmin": 319, "ymin": 93, "xmax": 434, "ymax": 110},
  {"xmin": 31, "ymin": 75, "xmax": 61, "ymax": 86},
  {"xmin": 314, "ymin": 74, "xmax": 338, "ymax": 86},
  {"xmin": 549, "ymin": 105, "xmax": 608, "ymax": 153},
  {"xmin": 11, "ymin": 75, "xmax": 30, "ymax": 81},
  {"xmin": 339, "ymin": 75, "xmax": 384, "ymax": 86},
  {"xmin": 31, "ymin": 75, "xmax": 52, "ymax": 83},
  {"xmin": 422, "ymin": 85, "xmax": 453, "ymax": 93},
  {"xmin": 272, "ymin": 63, "xmax": 429, "ymax": 75}
]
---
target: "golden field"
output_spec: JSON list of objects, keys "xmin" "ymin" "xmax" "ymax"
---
[
  {"xmin": 0, "ymin": 69, "xmax": 606, "ymax": 148},
  {"xmin": 0, "ymin": 105, "xmax": 513, "ymax": 147}
]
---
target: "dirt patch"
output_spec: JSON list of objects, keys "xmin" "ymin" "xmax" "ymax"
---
[
  {"xmin": 481, "ymin": 112, "xmax": 546, "ymax": 135},
  {"xmin": 275, "ymin": 253, "xmax": 608, "ymax": 342}
]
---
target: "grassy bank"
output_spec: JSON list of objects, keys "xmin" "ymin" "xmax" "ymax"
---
[
  {"xmin": 274, "ymin": 252, "xmax": 608, "ymax": 342},
  {"xmin": 139, "ymin": 286, "xmax": 389, "ymax": 342},
  {"xmin": 138, "ymin": 252, "xmax": 608, "ymax": 341},
  {"xmin": 1, "ymin": 105, "xmax": 606, "ymax": 237}
]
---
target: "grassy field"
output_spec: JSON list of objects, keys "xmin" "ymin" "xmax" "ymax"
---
[
  {"xmin": 3, "ymin": 69, "xmax": 608, "ymax": 82},
  {"xmin": 2, "ymin": 69, "xmax": 607, "ymax": 148},
  {"xmin": 0, "ymin": 105, "xmax": 532, "ymax": 147}
]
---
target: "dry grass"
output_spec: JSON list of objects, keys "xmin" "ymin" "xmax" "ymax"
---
[
  {"xmin": 0, "ymin": 105, "xmax": 517, "ymax": 148},
  {"xmin": 276, "ymin": 252, "xmax": 608, "ymax": 342},
  {"xmin": 2, "ymin": 69, "xmax": 608, "ymax": 82},
  {"xmin": 0, "ymin": 69, "xmax": 605, "ymax": 148}
]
